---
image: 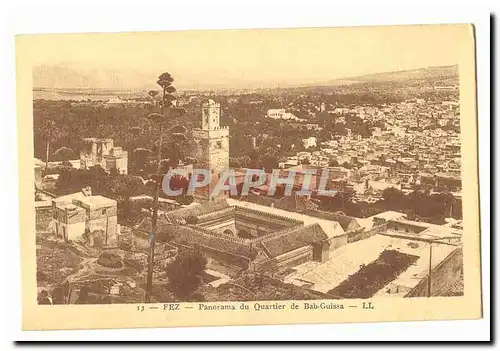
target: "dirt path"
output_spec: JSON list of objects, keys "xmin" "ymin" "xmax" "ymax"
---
[
  {"xmin": 65, "ymin": 254, "xmax": 141, "ymax": 285},
  {"xmin": 65, "ymin": 257, "xmax": 97, "ymax": 283}
]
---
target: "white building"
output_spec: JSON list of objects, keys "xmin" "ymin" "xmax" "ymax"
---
[
  {"xmin": 302, "ymin": 137, "xmax": 317, "ymax": 149},
  {"xmin": 267, "ymin": 108, "xmax": 286, "ymax": 119},
  {"xmin": 105, "ymin": 97, "xmax": 127, "ymax": 105},
  {"xmin": 372, "ymin": 127, "xmax": 382, "ymax": 138},
  {"xmin": 266, "ymin": 109, "xmax": 305, "ymax": 121},
  {"xmin": 52, "ymin": 187, "xmax": 119, "ymax": 248},
  {"xmin": 80, "ymin": 138, "xmax": 128, "ymax": 174}
]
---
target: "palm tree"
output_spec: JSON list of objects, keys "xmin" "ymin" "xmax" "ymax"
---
[
  {"xmin": 144, "ymin": 72, "xmax": 195, "ymax": 303},
  {"xmin": 42, "ymin": 120, "xmax": 57, "ymax": 172}
]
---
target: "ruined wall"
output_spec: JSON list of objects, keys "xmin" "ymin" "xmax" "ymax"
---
[
  {"xmin": 115, "ymin": 156, "xmax": 128, "ymax": 175},
  {"xmin": 80, "ymin": 142, "xmax": 98, "ymax": 169},
  {"xmin": 405, "ymin": 247, "xmax": 463, "ymax": 297},
  {"xmin": 35, "ymin": 205, "xmax": 52, "ymax": 231},
  {"xmin": 105, "ymin": 155, "xmax": 128, "ymax": 174}
]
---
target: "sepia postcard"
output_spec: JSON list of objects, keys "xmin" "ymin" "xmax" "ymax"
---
[{"xmin": 16, "ymin": 23, "xmax": 482, "ymax": 330}]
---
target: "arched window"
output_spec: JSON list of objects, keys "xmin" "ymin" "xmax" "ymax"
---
[{"xmin": 223, "ymin": 229, "xmax": 234, "ymax": 236}]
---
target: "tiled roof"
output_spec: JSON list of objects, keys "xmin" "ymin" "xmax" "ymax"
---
[
  {"xmin": 238, "ymin": 193, "xmax": 277, "ymax": 207},
  {"xmin": 135, "ymin": 217, "xmax": 258, "ymax": 261},
  {"xmin": 165, "ymin": 199, "xmax": 230, "ymax": 222},
  {"xmin": 274, "ymin": 195, "xmax": 319, "ymax": 212},
  {"xmin": 260, "ymin": 223, "xmax": 328, "ymax": 258}
]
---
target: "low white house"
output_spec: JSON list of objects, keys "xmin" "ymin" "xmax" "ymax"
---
[{"xmin": 52, "ymin": 187, "xmax": 119, "ymax": 248}]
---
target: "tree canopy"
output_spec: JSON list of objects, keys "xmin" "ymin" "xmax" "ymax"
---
[{"xmin": 166, "ymin": 247, "xmax": 207, "ymax": 300}]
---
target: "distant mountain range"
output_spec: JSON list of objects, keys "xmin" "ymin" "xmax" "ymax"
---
[
  {"xmin": 302, "ymin": 65, "xmax": 458, "ymax": 88},
  {"xmin": 33, "ymin": 63, "xmax": 458, "ymax": 92}
]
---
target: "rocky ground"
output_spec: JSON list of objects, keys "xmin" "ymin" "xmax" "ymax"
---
[
  {"xmin": 36, "ymin": 233, "xmax": 89, "ymax": 288},
  {"xmin": 439, "ymin": 270, "xmax": 464, "ymax": 296}
]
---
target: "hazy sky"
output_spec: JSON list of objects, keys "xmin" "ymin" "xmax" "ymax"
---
[{"xmin": 25, "ymin": 24, "xmax": 470, "ymax": 89}]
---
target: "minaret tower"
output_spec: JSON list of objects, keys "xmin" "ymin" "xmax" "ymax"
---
[
  {"xmin": 202, "ymin": 99, "xmax": 221, "ymax": 130},
  {"xmin": 192, "ymin": 99, "xmax": 230, "ymax": 200}
]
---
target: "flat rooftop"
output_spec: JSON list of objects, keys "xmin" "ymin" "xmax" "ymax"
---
[
  {"xmin": 77, "ymin": 195, "xmax": 117, "ymax": 209},
  {"xmin": 283, "ymin": 234, "xmax": 458, "ymax": 296},
  {"xmin": 54, "ymin": 192, "xmax": 116, "ymax": 209}
]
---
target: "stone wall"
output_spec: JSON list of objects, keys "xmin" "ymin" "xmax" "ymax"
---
[
  {"xmin": 387, "ymin": 220, "xmax": 428, "ymax": 234},
  {"xmin": 347, "ymin": 228, "xmax": 364, "ymax": 243},
  {"xmin": 252, "ymin": 246, "xmax": 313, "ymax": 274},
  {"xmin": 326, "ymin": 222, "xmax": 388, "ymax": 253},
  {"xmin": 275, "ymin": 246, "xmax": 313, "ymax": 269},
  {"xmin": 405, "ymin": 247, "xmax": 463, "ymax": 297},
  {"xmin": 362, "ymin": 222, "xmax": 389, "ymax": 240},
  {"xmin": 327, "ymin": 234, "xmax": 348, "ymax": 251}
]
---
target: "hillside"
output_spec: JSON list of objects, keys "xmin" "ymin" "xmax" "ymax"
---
[
  {"xmin": 320, "ymin": 65, "xmax": 458, "ymax": 86},
  {"xmin": 33, "ymin": 64, "xmax": 458, "ymax": 97}
]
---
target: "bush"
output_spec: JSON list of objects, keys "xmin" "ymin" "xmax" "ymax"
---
[
  {"xmin": 97, "ymin": 252, "xmax": 123, "ymax": 269},
  {"xmin": 166, "ymin": 247, "xmax": 207, "ymax": 300},
  {"xmin": 185, "ymin": 215, "xmax": 198, "ymax": 225}
]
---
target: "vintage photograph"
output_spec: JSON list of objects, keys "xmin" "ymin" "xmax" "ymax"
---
[{"xmin": 16, "ymin": 23, "xmax": 481, "ymax": 329}]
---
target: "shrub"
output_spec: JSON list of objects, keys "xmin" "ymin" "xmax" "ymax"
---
[
  {"xmin": 166, "ymin": 247, "xmax": 207, "ymax": 300},
  {"xmin": 36, "ymin": 270, "xmax": 48, "ymax": 283},
  {"xmin": 97, "ymin": 252, "xmax": 123, "ymax": 269},
  {"xmin": 185, "ymin": 215, "xmax": 198, "ymax": 225}
]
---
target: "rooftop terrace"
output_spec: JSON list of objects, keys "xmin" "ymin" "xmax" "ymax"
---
[{"xmin": 283, "ymin": 234, "xmax": 458, "ymax": 296}]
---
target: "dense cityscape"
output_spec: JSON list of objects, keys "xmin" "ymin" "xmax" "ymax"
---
[{"xmin": 34, "ymin": 64, "xmax": 464, "ymax": 305}]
